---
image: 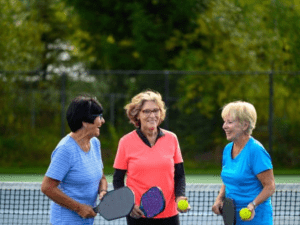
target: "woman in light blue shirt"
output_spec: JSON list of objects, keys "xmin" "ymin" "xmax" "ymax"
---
[
  {"xmin": 41, "ymin": 95, "xmax": 108, "ymax": 225},
  {"xmin": 212, "ymin": 101, "xmax": 275, "ymax": 225}
]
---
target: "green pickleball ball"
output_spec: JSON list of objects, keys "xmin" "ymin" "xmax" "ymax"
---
[{"xmin": 239, "ymin": 208, "xmax": 251, "ymax": 220}]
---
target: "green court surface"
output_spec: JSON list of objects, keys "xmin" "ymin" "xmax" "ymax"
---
[{"xmin": 0, "ymin": 174, "xmax": 299, "ymax": 183}]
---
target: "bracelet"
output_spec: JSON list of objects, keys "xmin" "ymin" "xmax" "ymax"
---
[
  {"xmin": 99, "ymin": 189, "xmax": 108, "ymax": 194},
  {"xmin": 251, "ymin": 201, "xmax": 257, "ymax": 209}
]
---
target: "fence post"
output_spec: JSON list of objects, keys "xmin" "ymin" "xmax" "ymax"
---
[
  {"xmin": 268, "ymin": 69, "xmax": 274, "ymax": 155},
  {"xmin": 31, "ymin": 90, "xmax": 36, "ymax": 129},
  {"xmin": 269, "ymin": 0, "xmax": 277, "ymax": 157},
  {"xmin": 164, "ymin": 71, "xmax": 170, "ymax": 130},
  {"xmin": 110, "ymin": 93, "xmax": 115, "ymax": 126},
  {"xmin": 61, "ymin": 72, "xmax": 67, "ymax": 138}
]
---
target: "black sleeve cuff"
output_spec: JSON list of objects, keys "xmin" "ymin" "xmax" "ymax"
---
[
  {"xmin": 113, "ymin": 169, "xmax": 127, "ymax": 189},
  {"xmin": 174, "ymin": 163, "xmax": 186, "ymax": 197}
]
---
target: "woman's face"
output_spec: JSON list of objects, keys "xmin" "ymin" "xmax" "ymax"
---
[
  {"xmin": 138, "ymin": 101, "xmax": 161, "ymax": 131},
  {"xmin": 222, "ymin": 113, "xmax": 245, "ymax": 142},
  {"xmin": 85, "ymin": 114, "xmax": 105, "ymax": 137}
]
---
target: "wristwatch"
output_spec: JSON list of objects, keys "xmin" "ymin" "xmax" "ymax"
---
[{"xmin": 251, "ymin": 200, "xmax": 257, "ymax": 209}]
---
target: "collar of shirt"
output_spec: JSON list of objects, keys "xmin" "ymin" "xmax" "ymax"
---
[{"xmin": 136, "ymin": 127, "xmax": 165, "ymax": 147}]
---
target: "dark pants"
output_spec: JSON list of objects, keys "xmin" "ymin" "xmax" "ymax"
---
[{"xmin": 126, "ymin": 215, "xmax": 180, "ymax": 225}]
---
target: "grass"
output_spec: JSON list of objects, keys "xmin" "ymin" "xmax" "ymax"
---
[
  {"xmin": 0, "ymin": 167, "xmax": 299, "ymax": 175},
  {"xmin": 1, "ymin": 173, "xmax": 299, "ymax": 183},
  {"xmin": 0, "ymin": 166, "xmax": 299, "ymax": 183},
  {"xmin": 0, "ymin": 167, "xmax": 48, "ymax": 174},
  {"xmin": 0, "ymin": 167, "xmax": 299, "ymax": 184}
]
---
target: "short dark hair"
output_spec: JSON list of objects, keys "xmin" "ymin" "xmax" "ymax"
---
[{"xmin": 66, "ymin": 95, "xmax": 103, "ymax": 132}]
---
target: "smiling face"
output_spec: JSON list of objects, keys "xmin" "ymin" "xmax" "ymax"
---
[
  {"xmin": 222, "ymin": 113, "xmax": 247, "ymax": 142},
  {"xmin": 84, "ymin": 114, "xmax": 105, "ymax": 137},
  {"xmin": 138, "ymin": 101, "xmax": 161, "ymax": 131}
]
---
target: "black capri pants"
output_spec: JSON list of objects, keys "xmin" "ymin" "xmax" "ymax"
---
[{"xmin": 126, "ymin": 214, "xmax": 180, "ymax": 225}]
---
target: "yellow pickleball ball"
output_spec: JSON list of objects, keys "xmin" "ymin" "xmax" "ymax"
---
[
  {"xmin": 178, "ymin": 200, "xmax": 189, "ymax": 210},
  {"xmin": 239, "ymin": 208, "xmax": 251, "ymax": 220}
]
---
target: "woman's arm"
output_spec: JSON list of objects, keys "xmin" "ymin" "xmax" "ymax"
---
[
  {"xmin": 249, "ymin": 169, "xmax": 276, "ymax": 208},
  {"xmin": 212, "ymin": 184, "xmax": 225, "ymax": 215},
  {"xmin": 174, "ymin": 163, "xmax": 186, "ymax": 198},
  {"xmin": 243, "ymin": 169, "xmax": 275, "ymax": 221},
  {"xmin": 41, "ymin": 176, "xmax": 96, "ymax": 219},
  {"xmin": 98, "ymin": 172, "xmax": 108, "ymax": 199},
  {"xmin": 113, "ymin": 169, "xmax": 126, "ymax": 189},
  {"xmin": 174, "ymin": 163, "xmax": 190, "ymax": 213}
]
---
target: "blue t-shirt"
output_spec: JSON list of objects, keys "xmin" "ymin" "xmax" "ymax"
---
[
  {"xmin": 45, "ymin": 135, "xmax": 103, "ymax": 225},
  {"xmin": 221, "ymin": 137, "xmax": 273, "ymax": 225}
]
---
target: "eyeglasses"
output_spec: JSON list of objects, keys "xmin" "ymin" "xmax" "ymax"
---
[
  {"xmin": 141, "ymin": 108, "xmax": 160, "ymax": 116},
  {"xmin": 93, "ymin": 113, "xmax": 103, "ymax": 119}
]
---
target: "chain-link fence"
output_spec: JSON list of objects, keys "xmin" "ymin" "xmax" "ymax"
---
[{"xmin": 1, "ymin": 70, "xmax": 300, "ymax": 169}]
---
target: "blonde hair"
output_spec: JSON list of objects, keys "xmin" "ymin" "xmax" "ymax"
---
[
  {"xmin": 221, "ymin": 101, "xmax": 257, "ymax": 135},
  {"xmin": 124, "ymin": 90, "xmax": 167, "ymax": 127}
]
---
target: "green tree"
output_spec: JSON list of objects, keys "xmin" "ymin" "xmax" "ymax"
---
[
  {"xmin": 0, "ymin": 0, "xmax": 82, "ymax": 73},
  {"xmin": 168, "ymin": 0, "xmax": 283, "ymax": 71},
  {"xmin": 63, "ymin": 0, "xmax": 210, "ymax": 70},
  {"xmin": 62, "ymin": 0, "xmax": 212, "ymax": 134},
  {"xmin": 172, "ymin": 0, "xmax": 300, "ymax": 168},
  {"xmin": 0, "ymin": 0, "xmax": 87, "ymax": 168},
  {"xmin": 0, "ymin": 0, "xmax": 44, "ymax": 71}
]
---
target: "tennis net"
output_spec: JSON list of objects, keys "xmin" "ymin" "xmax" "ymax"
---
[{"xmin": 0, "ymin": 182, "xmax": 299, "ymax": 225}]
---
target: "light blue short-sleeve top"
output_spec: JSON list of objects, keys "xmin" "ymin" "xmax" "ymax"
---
[{"xmin": 45, "ymin": 135, "xmax": 103, "ymax": 225}]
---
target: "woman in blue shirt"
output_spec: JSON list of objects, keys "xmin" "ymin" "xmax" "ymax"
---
[
  {"xmin": 41, "ymin": 95, "xmax": 108, "ymax": 225},
  {"xmin": 212, "ymin": 101, "xmax": 275, "ymax": 225}
]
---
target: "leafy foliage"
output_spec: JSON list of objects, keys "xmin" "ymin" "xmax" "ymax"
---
[
  {"xmin": 63, "ymin": 0, "xmax": 210, "ymax": 70},
  {"xmin": 0, "ymin": 0, "xmax": 44, "ymax": 70},
  {"xmin": 1, "ymin": 0, "xmax": 300, "ymax": 170}
]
